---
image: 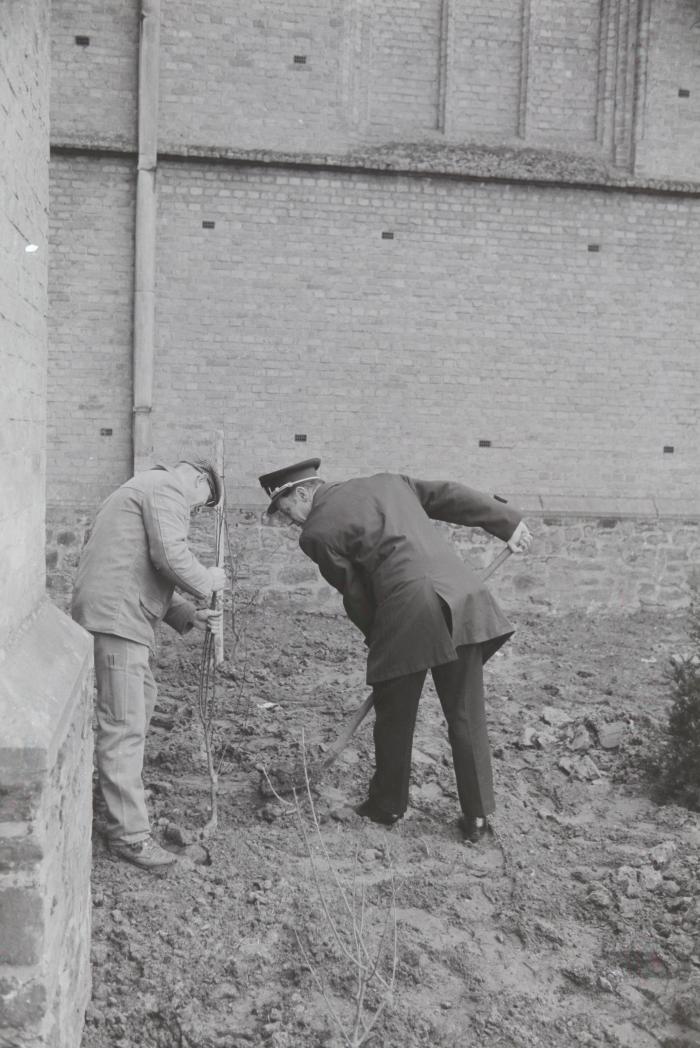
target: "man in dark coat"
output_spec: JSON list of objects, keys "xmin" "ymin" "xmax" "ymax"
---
[{"xmin": 258, "ymin": 459, "xmax": 532, "ymax": 841}]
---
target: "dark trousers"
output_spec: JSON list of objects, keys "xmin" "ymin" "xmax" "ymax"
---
[{"xmin": 368, "ymin": 643, "xmax": 495, "ymax": 819}]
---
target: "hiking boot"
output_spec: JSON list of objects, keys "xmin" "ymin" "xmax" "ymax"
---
[
  {"xmin": 354, "ymin": 799, "xmax": 401, "ymax": 827},
  {"xmin": 458, "ymin": 815, "xmax": 491, "ymax": 843},
  {"xmin": 109, "ymin": 836, "xmax": 177, "ymax": 873}
]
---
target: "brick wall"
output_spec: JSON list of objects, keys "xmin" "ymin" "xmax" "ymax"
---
[
  {"xmin": 1, "ymin": 3, "xmax": 94, "ymax": 1045},
  {"xmin": 47, "ymin": 155, "xmax": 135, "ymax": 506},
  {"xmin": 45, "ymin": 0, "xmax": 700, "ymax": 604},
  {"xmin": 446, "ymin": 0, "xmax": 524, "ymax": 138},
  {"xmin": 0, "ymin": 604, "xmax": 94, "ymax": 1048},
  {"xmin": 525, "ymin": 0, "xmax": 600, "ymax": 144},
  {"xmin": 46, "ymin": 157, "xmax": 700, "ymax": 512},
  {"xmin": 635, "ymin": 0, "xmax": 700, "ymax": 180},
  {"xmin": 50, "ymin": 0, "xmax": 138, "ymax": 149},
  {"xmin": 49, "ymin": 0, "xmax": 700, "ymax": 182},
  {"xmin": 144, "ymin": 164, "xmax": 698, "ymax": 507},
  {"xmin": 0, "ymin": 0, "xmax": 50, "ymax": 641}
]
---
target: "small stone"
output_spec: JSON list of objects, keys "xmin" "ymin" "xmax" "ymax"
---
[
  {"xmin": 542, "ymin": 706, "xmax": 573, "ymax": 727},
  {"xmin": 360, "ymin": 848, "xmax": 381, "ymax": 862},
  {"xmin": 649, "ymin": 841, "xmax": 676, "ymax": 867},
  {"xmin": 669, "ymin": 935, "xmax": 694, "ymax": 961},
  {"xmin": 597, "ymin": 975, "xmax": 614, "ymax": 993},
  {"xmin": 518, "ymin": 726, "xmax": 538, "ymax": 748},
  {"xmin": 615, "ymin": 866, "xmax": 640, "ymax": 898},
  {"xmin": 597, "ymin": 722, "xmax": 626, "ymax": 749},
  {"xmin": 578, "ymin": 755, "xmax": 602, "ymax": 780},
  {"xmin": 587, "ymin": 887, "xmax": 613, "ymax": 909},
  {"xmin": 182, "ymin": 843, "xmax": 209, "ymax": 865},
  {"xmin": 329, "ymin": 805, "xmax": 356, "ymax": 823},
  {"xmin": 638, "ymin": 866, "xmax": 663, "ymax": 892},
  {"xmin": 666, "ymin": 896, "xmax": 692, "ymax": 913},
  {"xmin": 569, "ymin": 725, "xmax": 592, "ymax": 752},
  {"xmin": 663, "ymin": 880, "xmax": 681, "ymax": 897}
]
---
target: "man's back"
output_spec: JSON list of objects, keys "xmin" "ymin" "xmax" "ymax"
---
[
  {"xmin": 72, "ymin": 467, "xmax": 210, "ymax": 647},
  {"xmin": 300, "ymin": 473, "xmax": 519, "ymax": 682}
]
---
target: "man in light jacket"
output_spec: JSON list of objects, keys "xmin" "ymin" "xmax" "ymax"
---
[
  {"xmin": 258, "ymin": 458, "xmax": 532, "ymax": 841},
  {"xmin": 73, "ymin": 460, "xmax": 227, "ymax": 872}
]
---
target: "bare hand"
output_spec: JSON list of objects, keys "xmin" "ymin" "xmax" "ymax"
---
[
  {"xmin": 193, "ymin": 607, "xmax": 223, "ymax": 632},
  {"xmin": 207, "ymin": 566, "xmax": 227, "ymax": 592},
  {"xmin": 507, "ymin": 521, "xmax": 533, "ymax": 553}
]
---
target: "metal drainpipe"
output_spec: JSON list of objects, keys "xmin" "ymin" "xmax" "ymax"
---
[{"xmin": 133, "ymin": 0, "xmax": 160, "ymax": 473}]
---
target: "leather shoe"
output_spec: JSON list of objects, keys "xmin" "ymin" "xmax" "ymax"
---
[
  {"xmin": 458, "ymin": 815, "xmax": 491, "ymax": 843},
  {"xmin": 354, "ymin": 799, "xmax": 401, "ymax": 826},
  {"xmin": 109, "ymin": 835, "xmax": 177, "ymax": 873}
]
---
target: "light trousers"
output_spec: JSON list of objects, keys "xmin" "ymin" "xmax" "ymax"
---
[
  {"xmin": 92, "ymin": 633, "xmax": 157, "ymax": 843},
  {"xmin": 368, "ymin": 643, "xmax": 495, "ymax": 819}
]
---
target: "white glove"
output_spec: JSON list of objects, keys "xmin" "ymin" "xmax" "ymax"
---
[
  {"xmin": 507, "ymin": 521, "xmax": 533, "ymax": 553},
  {"xmin": 193, "ymin": 607, "xmax": 223, "ymax": 632}
]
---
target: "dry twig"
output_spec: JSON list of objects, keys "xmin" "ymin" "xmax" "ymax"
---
[{"xmin": 287, "ymin": 734, "xmax": 398, "ymax": 1047}]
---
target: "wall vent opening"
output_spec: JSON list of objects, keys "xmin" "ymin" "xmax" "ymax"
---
[
  {"xmin": 202, "ymin": 220, "xmax": 215, "ymax": 229},
  {"xmin": 479, "ymin": 439, "xmax": 492, "ymax": 448},
  {"xmin": 75, "ymin": 35, "xmax": 90, "ymax": 46}
]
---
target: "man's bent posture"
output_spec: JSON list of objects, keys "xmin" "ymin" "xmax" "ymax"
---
[{"xmin": 259, "ymin": 458, "xmax": 532, "ymax": 841}]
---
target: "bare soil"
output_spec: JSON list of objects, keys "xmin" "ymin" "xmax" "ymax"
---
[{"xmin": 81, "ymin": 603, "xmax": 700, "ymax": 1048}]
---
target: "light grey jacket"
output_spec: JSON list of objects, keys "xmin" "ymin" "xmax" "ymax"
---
[{"xmin": 72, "ymin": 466, "xmax": 213, "ymax": 648}]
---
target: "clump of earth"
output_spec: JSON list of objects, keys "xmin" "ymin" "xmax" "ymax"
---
[{"xmin": 81, "ymin": 601, "xmax": 700, "ymax": 1048}]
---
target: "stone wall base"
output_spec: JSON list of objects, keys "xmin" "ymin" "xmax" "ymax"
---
[
  {"xmin": 0, "ymin": 601, "xmax": 94, "ymax": 1048},
  {"xmin": 47, "ymin": 504, "xmax": 700, "ymax": 619}
]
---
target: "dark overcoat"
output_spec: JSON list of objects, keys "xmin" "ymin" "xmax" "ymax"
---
[{"xmin": 298, "ymin": 473, "xmax": 522, "ymax": 684}]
